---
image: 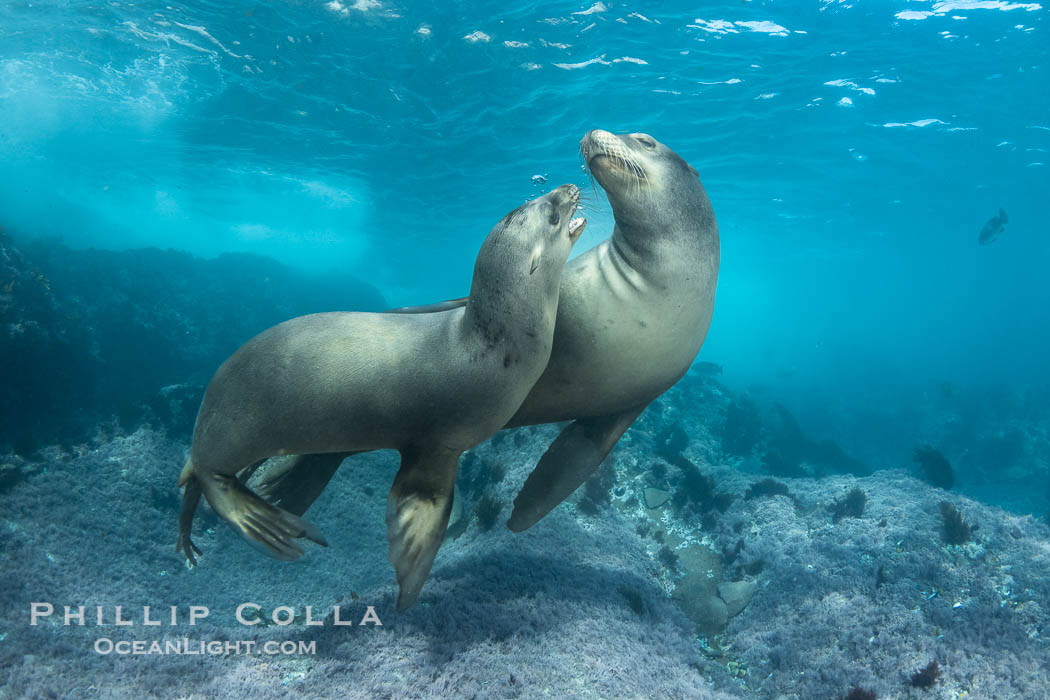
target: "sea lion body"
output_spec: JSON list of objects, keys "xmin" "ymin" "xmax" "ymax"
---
[
  {"xmin": 508, "ymin": 215, "xmax": 714, "ymax": 425},
  {"xmin": 177, "ymin": 185, "xmax": 584, "ymax": 609},
  {"xmin": 264, "ymin": 130, "xmax": 719, "ymax": 533},
  {"xmin": 503, "ymin": 130, "xmax": 718, "ymax": 528},
  {"xmin": 191, "ymin": 311, "xmax": 526, "ymax": 467}
]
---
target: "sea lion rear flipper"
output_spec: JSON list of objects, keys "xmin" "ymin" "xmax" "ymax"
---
[
  {"xmin": 202, "ymin": 474, "xmax": 328, "ymax": 561},
  {"xmin": 507, "ymin": 404, "xmax": 648, "ymax": 532},
  {"xmin": 387, "ymin": 297, "xmax": 469, "ymax": 314},
  {"xmin": 236, "ymin": 458, "xmax": 268, "ymax": 486},
  {"xmin": 176, "ymin": 476, "xmax": 204, "ymax": 566},
  {"xmin": 255, "ymin": 452, "xmax": 353, "ymax": 516},
  {"xmin": 386, "ymin": 448, "xmax": 459, "ymax": 611}
]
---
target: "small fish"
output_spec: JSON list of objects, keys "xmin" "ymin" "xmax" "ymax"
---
[
  {"xmin": 978, "ymin": 208, "xmax": 1008, "ymax": 245},
  {"xmin": 531, "ymin": 174, "xmax": 548, "ymax": 184}
]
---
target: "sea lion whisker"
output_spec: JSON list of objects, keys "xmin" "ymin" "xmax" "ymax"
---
[{"xmin": 586, "ymin": 175, "xmax": 607, "ymax": 207}]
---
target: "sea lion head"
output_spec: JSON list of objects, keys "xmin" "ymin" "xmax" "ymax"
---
[
  {"xmin": 481, "ymin": 183, "xmax": 585, "ymax": 284},
  {"xmin": 580, "ymin": 129, "xmax": 709, "ymax": 234},
  {"xmin": 508, "ymin": 182, "xmax": 586, "ymax": 251},
  {"xmin": 469, "ymin": 184, "xmax": 585, "ymax": 327}
]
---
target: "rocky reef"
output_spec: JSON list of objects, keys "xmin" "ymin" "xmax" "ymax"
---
[
  {"xmin": 0, "ymin": 231, "xmax": 385, "ymax": 452},
  {"xmin": 2, "ymin": 237, "xmax": 1049, "ymax": 698}
]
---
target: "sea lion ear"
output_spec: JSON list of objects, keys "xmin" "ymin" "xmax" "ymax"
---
[
  {"xmin": 672, "ymin": 153, "xmax": 700, "ymax": 178},
  {"xmin": 528, "ymin": 246, "xmax": 542, "ymax": 275}
]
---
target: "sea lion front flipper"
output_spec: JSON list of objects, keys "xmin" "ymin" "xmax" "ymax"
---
[
  {"xmin": 387, "ymin": 297, "xmax": 469, "ymax": 314},
  {"xmin": 201, "ymin": 474, "xmax": 328, "ymax": 561},
  {"xmin": 386, "ymin": 448, "xmax": 459, "ymax": 611},
  {"xmin": 255, "ymin": 452, "xmax": 353, "ymax": 516},
  {"xmin": 507, "ymin": 404, "xmax": 648, "ymax": 533}
]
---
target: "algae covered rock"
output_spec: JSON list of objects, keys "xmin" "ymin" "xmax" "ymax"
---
[
  {"xmin": 717, "ymin": 580, "xmax": 758, "ymax": 618},
  {"xmin": 672, "ymin": 543, "xmax": 729, "ymax": 636},
  {"xmin": 644, "ymin": 487, "xmax": 671, "ymax": 509}
]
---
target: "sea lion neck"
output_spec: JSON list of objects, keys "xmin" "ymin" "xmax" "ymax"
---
[
  {"xmin": 609, "ymin": 192, "xmax": 718, "ymax": 275},
  {"xmin": 463, "ymin": 269, "xmax": 554, "ymax": 357}
]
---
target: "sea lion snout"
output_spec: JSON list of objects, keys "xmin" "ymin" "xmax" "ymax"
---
[
  {"xmin": 580, "ymin": 129, "xmax": 618, "ymax": 163},
  {"xmin": 581, "ymin": 128, "xmax": 617, "ymax": 152},
  {"xmin": 547, "ymin": 184, "xmax": 584, "ymax": 243},
  {"xmin": 580, "ymin": 130, "xmax": 647, "ymax": 180},
  {"xmin": 550, "ymin": 183, "xmax": 580, "ymax": 208}
]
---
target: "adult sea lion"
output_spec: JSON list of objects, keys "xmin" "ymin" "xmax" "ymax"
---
[
  {"xmin": 263, "ymin": 129, "xmax": 719, "ymax": 533},
  {"xmin": 176, "ymin": 185, "xmax": 585, "ymax": 610}
]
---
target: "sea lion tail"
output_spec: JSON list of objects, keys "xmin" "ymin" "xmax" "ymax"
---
[
  {"xmin": 200, "ymin": 473, "xmax": 328, "ymax": 561},
  {"xmin": 386, "ymin": 449, "xmax": 459, "ymax": 611}
]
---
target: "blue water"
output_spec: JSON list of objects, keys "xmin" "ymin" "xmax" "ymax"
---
[
  {"xmin": 2, "ymin": 1, "xmax": 1048, "ymax": 467},
  {"xmin": 4, "ymin": 4, "xmax": 1050, "ymax": 696}
]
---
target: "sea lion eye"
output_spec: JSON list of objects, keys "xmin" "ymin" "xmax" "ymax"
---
[
  {"xmin": 635, "ymin": 135, "xmax": 656, "ymax": 149},
  {"xmin": 549, "ymin": 212, "xmax": 560, "ymax": 226}
]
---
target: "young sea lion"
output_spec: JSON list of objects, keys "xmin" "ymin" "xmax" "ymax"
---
[{"xmin": 176, "ymin": 185, "xmax": 585, "ymax": 610}]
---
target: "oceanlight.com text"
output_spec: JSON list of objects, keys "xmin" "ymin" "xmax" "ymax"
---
[{"xmin": 93, "ymin": 638, "xmax": 317, "ymax": 656}]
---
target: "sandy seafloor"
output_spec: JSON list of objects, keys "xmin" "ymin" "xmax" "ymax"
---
[{"xmin": 2, "ymin": 378, "xmax": 1049, "ymax": 699}]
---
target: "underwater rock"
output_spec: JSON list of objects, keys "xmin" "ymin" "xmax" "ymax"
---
[
  {"xmin": 145, "ymin": 383, "xmax": 204, "ymax": 439},
  {"xmin": 0, "ymin": 455, "xmax": 42, "ymax": 493},
  {"xmin": 722, "ymin": 395, "xmax": 761, "ymax": 458},
  {"xmin": 758, "ymin": 403, "xmax": 870, "ymax": 478},
  {"xmin": 0, "ymin": 230, "xmax": 96, "ymax": 453},
  {"xmin": 677, "ymin": 591, "xmax": 729, "ymax": 636},
  {"xmin": 914, "ymin": 444, "xmax": 954, "ymax": 490},
  {"xmin": 0, "ymin": 235, "xmax": 387, "ymax": 449},
  {"xmin": 717, "ymin": 580, "xmax": 758, "ymax": 618},
  {"xmin": 0, "ymin": 426, "xmax": 728, "ymax": 699},
  {"xmin": 644, "ymin": 487, "xmax": 671, "ymax": 509},
  {"xmin": 672, "ymin": 544, "xmax": 728, "ymax": 636},
  {"xmin": 5, "ymin": 418, "xmax": 1050, "ymax": 698},
  {"xmin": 809, "ymin": 439, "xmax": 871, "ymax": 477},
  {"xmin": 658, "ymin": 424, "xmax": 690, "ymax": 460}
]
